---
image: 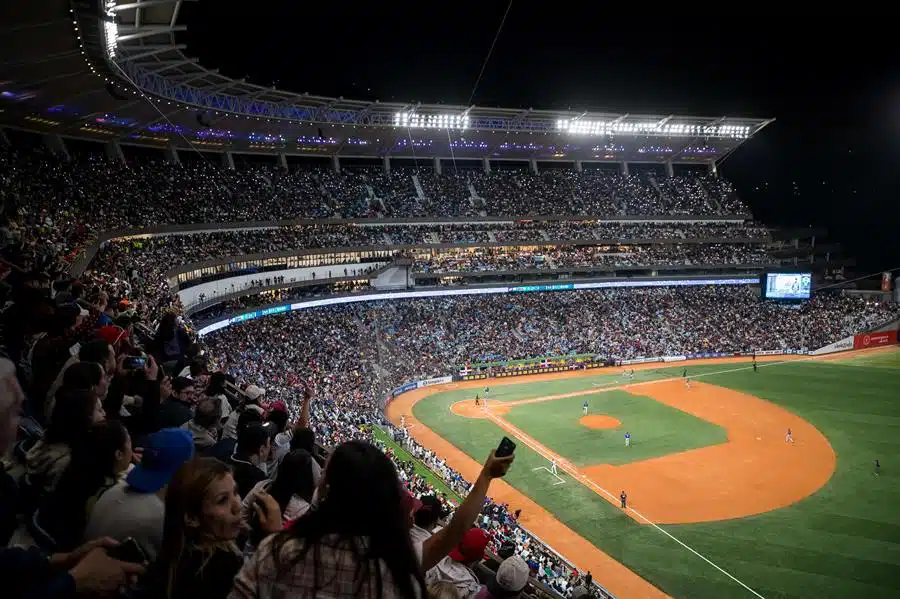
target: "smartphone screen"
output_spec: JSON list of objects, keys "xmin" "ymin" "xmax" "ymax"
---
[
  {"xmin": 496, "ymin": 436, "xmax": 516, "ymax": 458},
  {"xmin": 123, "ymin": 356, "xmax": 146, "ymax": 370},
  {"xmin": 108, "ymin": 537, "xmax": 147, "ymax": 564}
]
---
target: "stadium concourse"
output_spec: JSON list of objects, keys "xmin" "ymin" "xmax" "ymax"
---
[{"xmin": 0, "ymin": 140, "xmax": 898, "ymax": 599}]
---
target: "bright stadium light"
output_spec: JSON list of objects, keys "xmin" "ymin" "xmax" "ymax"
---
[
  {"xmin": 103, "ymin": 1, "xmax": 118, "ymax": 58},
  {"xmin": 557, "ymin": 118, "xmax": 751, "ymax": 139},
  {"xmin": 394, "ymin": 112, "xmax": 469, "ymax": 131}
]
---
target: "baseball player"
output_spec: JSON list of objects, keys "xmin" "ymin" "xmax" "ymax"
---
[
  {"xmin": 582, "ymin": 399, "xmax": 589, "ymax": 415},
  {"xmin": 620, "ymin": 491, "xmax": 627, "ymax": 509},
  {"xmin": 400, "ymin": 415, "xmax": 406, "ymax": 428},
  {"xmin": 475, "ymin": 394, "xmax": 481, "ymax": 407},
  {"xmin": 874, "ymin": 459, "xmax": 881, "ymax": 476},
  {"xmin": 685, "ymin": 377, "xmax": 692, "ymax": 390},
  {"xmin": 550, "ymin": 459, "xmax": 558, "ymax": 476},
  {"xmin": 624, "ymin": 432, "xmax": 631, "ymax": 447},
  {"xmin": 753, "ymin": 360, "xmax": 759, "ymax": 373},
  {"xmin": 785, "ymin": 428, "xmax": 794, "ymax": 444}
]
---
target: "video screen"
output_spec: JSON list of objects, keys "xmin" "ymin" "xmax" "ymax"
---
[{"xmin": 763, "ymin": 272, "xmax": 812, "ymax": 300}]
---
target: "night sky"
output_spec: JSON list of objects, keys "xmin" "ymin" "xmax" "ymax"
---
[{"xmin": 181, "ymin": 4, "xmax": 899, "ymax": 275}]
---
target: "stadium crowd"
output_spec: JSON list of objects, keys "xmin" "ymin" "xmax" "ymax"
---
[
  {"xmin": 2, "ymin": 146, "xmax": 751, "ymax": 238},
  {"xmin": 1, "ymin": 143, "xmax": 897, "ymax": 599}
]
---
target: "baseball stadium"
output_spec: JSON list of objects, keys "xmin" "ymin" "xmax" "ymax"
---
[{"xmin": 0, "ymin": 3, "xmax": 898, "ymax": 599}]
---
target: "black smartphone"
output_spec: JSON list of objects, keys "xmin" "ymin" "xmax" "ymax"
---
[
  {"xmin": 123, "ymin": 356, "xmax": 146, "ymax": 370},
  {"xmin": 496, "ymin": 436, "xmax": 516, "ymax": 458},
  {"xmin": 108, "ymin": 537, "xmax": 148, "ymax": 564}
]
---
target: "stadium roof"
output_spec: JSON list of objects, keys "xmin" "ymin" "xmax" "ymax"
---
[{"xmin": 0, "ymin": 0, "xmax": 773, "ymax": 163}]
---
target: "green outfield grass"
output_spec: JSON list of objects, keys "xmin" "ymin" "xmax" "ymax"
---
[
  {"xmin": 503, "ymin": 391, "xmax": 726, "ymax": 466},
  {"xmin": 412, "ymin": 352, "xmax": 900, "ymax": 599}
]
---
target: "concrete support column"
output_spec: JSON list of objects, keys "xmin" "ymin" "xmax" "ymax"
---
[
  {"xmin": 665, "ymin": 160, "xmax": 674, "ymax": 178},
  {"xmin": 575, "ymin": 160, "xmax": 583, "ymax": 173},
  {"xmin": 165, "ymin": 144, "xmax": 180, "ymax": 165},
  {"xmin": 43, "ymin": 134, "xmax": 69, "ymax": 161},
  {"xmin": 433, "ymin": 156, "xmax": 442, "ymax": 175},
  {"xmin": 483, "ymin": 157, "xmax": 491, "ymax": 174},
  {"xmin": 708, "ymin": 161, "xmax": 718, "ymax": 177},
  {"xmin": 620, "ymin": 162, "xmax": 629, "ymax": 176},
  {"xmin": 0, "ymin": 127, "xmax": 9, "ymax": 146},
  {"xmin": 105, "ymin": 140, "xmax": 125, "ymax": 164},
  {"xmin": 278, "ymin": 153, "xmax": 288, "ymax": 170},
  {"xmin": 529, "ymin": 159, "xmax": 538, "ymax": 174},
  {"xmin": 332, "ymin": 155, "xmax": 340, "ymax": 173},
  {"xmin": 383, "ymin": 155, "xmax": 391, "ymax": 174},
  {"xmin": 222, "ymin": 151, "xmax": 235, "ymax": 170}
]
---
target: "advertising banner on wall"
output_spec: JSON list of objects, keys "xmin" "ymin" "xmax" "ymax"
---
[
  {"xmin": 811, "ymin": 336, "xmax": 854, "ymax": 355},
  {"xmin": 418, "ymin": 376, "xmax": 453, "ymax": 388},
  {"xmin": 853, "ymin": 330, "xmax": 898, "ymax": 350}
]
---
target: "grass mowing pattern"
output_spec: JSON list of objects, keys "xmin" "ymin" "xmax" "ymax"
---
[
  {"xmin": 413, "ymin": 357, "xmax": 900, "ymax": 599},
  {"xmin": 504, "ymin": 391, "xmax": 726, "ymax": 466}
]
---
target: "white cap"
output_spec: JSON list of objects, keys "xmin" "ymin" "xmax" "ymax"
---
[
  {"xmin": 495, "ymin": 555, "xmax": 530, "ymax": 593},
  {"xmin": 245, "ymin": 384, "xmax": 266, "ymax": 401}
]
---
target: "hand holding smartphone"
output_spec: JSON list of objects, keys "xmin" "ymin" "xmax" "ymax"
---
[{"xmin": 107, "ymin": 537, "xmax": 148, "ymax": 564}]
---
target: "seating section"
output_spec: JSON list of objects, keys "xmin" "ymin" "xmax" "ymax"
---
[{"xmin": 3, "ymin": 143, "xmax": 886, "ymax": 599}]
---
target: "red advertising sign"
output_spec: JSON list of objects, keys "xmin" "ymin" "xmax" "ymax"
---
[{"xmin": 853, "ymin": 330, "xmax": 898, "ymax": 350}]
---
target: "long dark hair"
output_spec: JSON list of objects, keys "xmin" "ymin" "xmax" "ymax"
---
[
  {"xmin": 40, "ymin": 420, "xmax": 129, "ymax": 550},
  {"xmin": 271, "ymin": 441, "xmax": 423, "ymax": 599},
  {"xmin": 45, "ymin": 388, "xmax": 101, "ymax": 445},
  {"xmin": 268, "ymin": 449, "xmax": 315, "ymax": 513}
]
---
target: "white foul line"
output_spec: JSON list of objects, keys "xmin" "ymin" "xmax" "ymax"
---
[{"xmin": 446, "ymin": 348, "xmax": 895, "ymax": 598}]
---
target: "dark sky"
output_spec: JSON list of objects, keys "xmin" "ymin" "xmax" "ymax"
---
[{"xmin": 182, "ymin": 4, "xmax": 899, "ymax": 275}]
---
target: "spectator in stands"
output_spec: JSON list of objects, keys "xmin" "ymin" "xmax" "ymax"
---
[
  {"xmin": 150, "ymin": 312, "xmax": 191, "ymax": 371},
  {"xmin": 0, "ymin": 357, "xmax": 145, "ymax": 598},
  {"xmin": 17, "ymin": 388, "xmax": 105, "ymax": 509},
  {"xmin": 31, "ymin": 420, "xmax": 133, "ymax": 552},
  {"xmin": 221, "ymin": 385, "xmax": 265, "ymax": 441},
  {"xmin": 84, "ymin": 427, "xmax": 194, "ymax": 561},
  {"xmin": 182, "ymin": 398, "xmax": 220, "ymax": 453},
  {"xmin": 149, "ymin": 458, "xmax": 245, "ymax": 599},
  {"xmin": 240, "ymin": 449, "xmax": 316, "ymax": 556},
  {"xmin": 426, "ymin": 527, "xmax": 490, "ymax": 598},
  {"xmin": 226, "ymin": 422, "xmax": 270, "ymax": 498},
  {"xmin": 156, "ymin": 377, "xmax": 197, "ymax": 429},
  {"xmin": 477, "ymin": 555, "xmax": 530, "ymax": 599},
  {"xmin": 230, "ymin": 440, "xmax": 425, "ymax": 599}
]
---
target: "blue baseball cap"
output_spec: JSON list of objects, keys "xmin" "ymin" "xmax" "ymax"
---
[{"xmin": 126, "ymin": 428, "xmax": 194, "ymax": 493}]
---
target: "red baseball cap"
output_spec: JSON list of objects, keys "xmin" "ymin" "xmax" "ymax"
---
[{"xmin": 449, "ymin": 527, "xmax": 489, "ymax": 563}]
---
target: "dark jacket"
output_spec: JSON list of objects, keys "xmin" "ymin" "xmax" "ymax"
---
[
  {"xmin": 155, "ymin": 397, "xmax": 194, "ymax": 431},
  {"xmin": 226, "ymin": 455, "xmax": 266, "ymax": 500},
  {"xmin": 0, "ymin": 546, "xmax": 76, "ymax": 599}
]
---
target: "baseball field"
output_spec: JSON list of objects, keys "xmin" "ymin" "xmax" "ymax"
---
[{"xmin": 386, "ymin": 347, "xmax": 900, "ymax": 599}]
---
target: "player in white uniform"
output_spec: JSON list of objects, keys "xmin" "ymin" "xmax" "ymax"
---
[
  {"xmin": 624, "ymin": 432, "xmax": 631, "ymax": 447},
  {"xmin": 582, "ymin": 400, "xmax": 589, "ymax": 415},
  {"xmin": 785, "ymin": 428, "xmax": 794, "ymax": 444},
  {"xmin": 550, "ymin": 459, "xmax": 558, "ymax": 475}
]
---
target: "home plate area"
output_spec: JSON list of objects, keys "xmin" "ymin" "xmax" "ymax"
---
[{"xmin": 532, "ymin": 465, "xmax": 567, "ymax": 485}]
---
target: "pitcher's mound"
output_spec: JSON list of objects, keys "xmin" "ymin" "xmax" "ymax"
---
[{"xmin": 579, "ymin": 415, "xmax": 621, "ymax": 429}]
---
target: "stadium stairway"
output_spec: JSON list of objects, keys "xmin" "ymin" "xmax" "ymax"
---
[{"xmin": 372, "ymin": 263, "xmax": 411, "ymax": 290}]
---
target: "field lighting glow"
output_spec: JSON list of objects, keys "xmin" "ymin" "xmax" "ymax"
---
[
  {"xmin": 394, "ymin": 112, "xmax": 470, "ymax": 130},
  {"xmin": 557, "ymin": 119, "xmax": 751, "ymax": 139}
]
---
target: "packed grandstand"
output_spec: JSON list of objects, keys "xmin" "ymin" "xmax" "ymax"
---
[
  {"xmin": 1, "ymin": 139, "xmax": 898, "ymax": 599},
  {"xmin": 0, "ymin": 3, "xmax": 896, "ymax": 597}
]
